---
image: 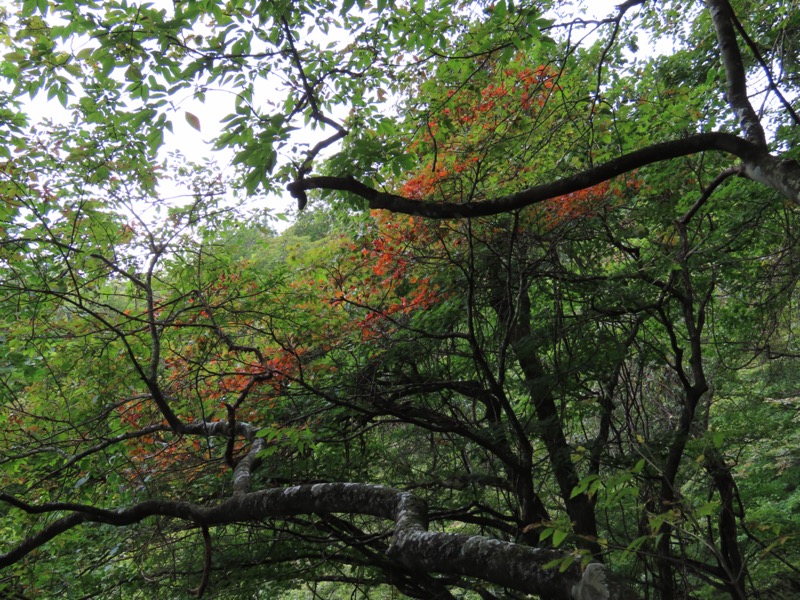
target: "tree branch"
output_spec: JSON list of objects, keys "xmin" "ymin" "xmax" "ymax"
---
[
  {"xmin": 280, "ymin": 15, "xmax": 349, "ymax": 209},
  {"xmin": 721, "ymin": 0, "xmax": 800, "ymax": 126},
  {"xmin": 288, "ymin": 132, "xmax": 800, "ymax": 218},
  {"xmin": 706, "ymin": 0, "xmax": 767, "ymax": 146},
  {"xmin": 0, "ymin": 483, "xmax": 638, "ymax": 599},
  {"xmin": 189, "ymin": 525, "xmax": 212, "ymax": 598}
]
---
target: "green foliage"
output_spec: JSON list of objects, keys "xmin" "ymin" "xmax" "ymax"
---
[{"xmin": 2, "ymin": 0, "xmax": 800, "ymax": 598}]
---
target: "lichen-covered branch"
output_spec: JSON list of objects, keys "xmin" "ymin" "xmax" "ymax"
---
[{"xmin": 0, "ymin": 483, "xmax": 637, "ymax": 599}]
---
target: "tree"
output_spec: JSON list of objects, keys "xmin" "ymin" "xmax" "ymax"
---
[{"xmin": 1, "ymin": 0, "xmax": 800, "ymax": 598}]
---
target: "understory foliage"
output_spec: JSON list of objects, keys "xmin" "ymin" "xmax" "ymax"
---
[{"xmin": 2, "ymin": 0, "xmax": 800, "ymax": 599}]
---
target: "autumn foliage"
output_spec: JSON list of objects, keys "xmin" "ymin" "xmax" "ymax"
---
[{"xmin": 400, "ymin": 59, "xmax": 641, "ymax": 227}]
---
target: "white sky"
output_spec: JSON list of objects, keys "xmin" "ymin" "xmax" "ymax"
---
[
  {"xmin": 7, "ymin": 0, "xmax": 636, "ymax": 228},
  {"xmin": 132, "ymin": 0, "xmax": 631, "ymax": 222}
]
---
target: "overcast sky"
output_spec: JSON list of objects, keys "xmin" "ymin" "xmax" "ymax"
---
[{"xmin": 10, "ymin": 0, "xmax": 636, "ymax": 227}]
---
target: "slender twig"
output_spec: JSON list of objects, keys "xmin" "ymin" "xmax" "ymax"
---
[{"xmin": 189, "ymin": 525, "xmax": 212, "ymax": 598}]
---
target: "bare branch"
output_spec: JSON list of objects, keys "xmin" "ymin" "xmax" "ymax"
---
[{"xmin": 189, "ymin": 525, "xmax": 212, "ymax": 598}]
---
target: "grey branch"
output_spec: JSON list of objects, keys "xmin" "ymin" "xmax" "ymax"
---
[{"xmin": 0, "ymin": 483, "xmax": 638, "ymax": 599}]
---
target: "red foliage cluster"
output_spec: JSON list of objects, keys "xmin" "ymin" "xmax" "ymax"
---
[
  {"xmin": 331, "ymin": 212, "xmax": 443, "ymax": 341},
  {"xmin": 542, "ymin": 181, "xmax": 613, "ymax": 226},
  {"xmin": 400, "ymin": 60, "xmax": 642, "ymax": 229},
  {"xmin": 402, "ymin": 62, "xmax": 560, "ymax": 201}
]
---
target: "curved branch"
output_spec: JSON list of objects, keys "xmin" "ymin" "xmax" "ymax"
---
[
  {"xmin": 288, "ymin": 132, "xmax": 800, "ymax": 218},
  {"xmin": 0, "ymin": 483, "xmax": 638, "ymax": 599},
  {"xmin": 231, "ymin": 435, "xmax": 265, "ymax": 495},
  {"xmin": 280, "ymin": 15, "xmax": 349, "ymax": 209},
  {"xmin": 189, "ymin": 525, "xmax": 212, "ymax": 598},
  {"xmin": 593, "ymin": 0, "xmax": 645, "ymax": 103},
  {"xmin": 678, "ymin": 165, "xmax": 743, "ymax": 225}
]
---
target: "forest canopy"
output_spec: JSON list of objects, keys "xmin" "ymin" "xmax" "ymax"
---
[{"xmin": 1, "ymin": 0, "xmax": 800, "ymax": 598}]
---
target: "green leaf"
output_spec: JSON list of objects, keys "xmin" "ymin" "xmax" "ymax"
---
[
  {"xmin": 558, "ymin": 554, "xmax": 575, "ymax": 573},
  {"xmin": 552, "ymin": 529, "xmax": 568, "ymax": 548},
  {"xmin": 185, "ymin": 111, "xmax": 202, "ymax": 132}
]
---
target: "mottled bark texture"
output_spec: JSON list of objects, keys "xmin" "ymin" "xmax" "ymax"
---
[{"xmin": 0, "ymin": 482, "xmax": 638, "ymax": 599}]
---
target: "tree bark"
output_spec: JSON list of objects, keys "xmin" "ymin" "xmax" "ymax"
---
[
  {"xmin": 705, "ymin": 0, "xmax": 767, "ymax": 147},
  {"xmin": 0, "ymin": 483, "xmax": 638, "ymax": 599},
  {"xmin": 287, "ymin": 133, "xmax": 800, "ymax": 218}
]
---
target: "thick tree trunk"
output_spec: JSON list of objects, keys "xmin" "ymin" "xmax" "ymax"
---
[{"xmin": 705, "ymin": 450, "xmax": 748, "ymax": 600}]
